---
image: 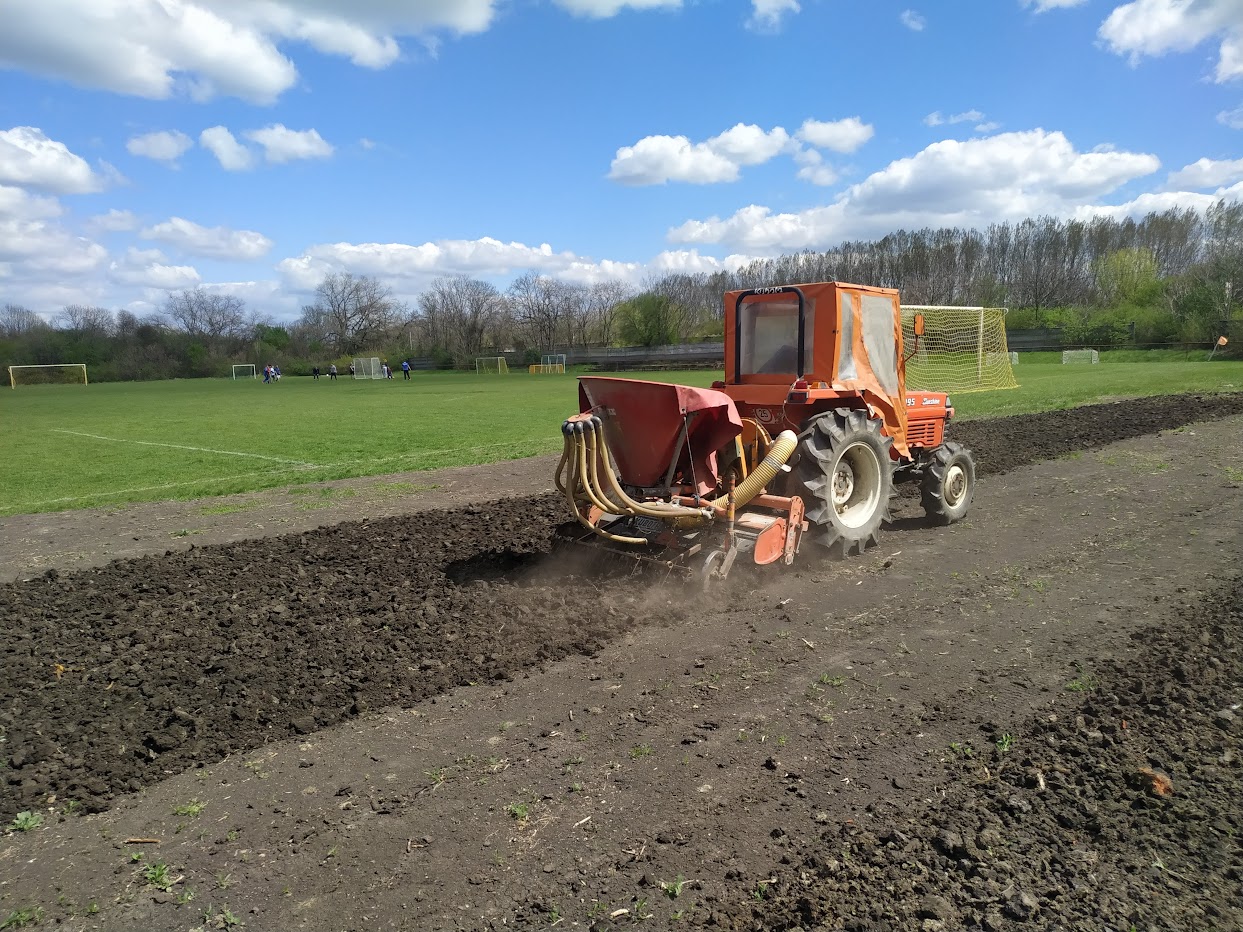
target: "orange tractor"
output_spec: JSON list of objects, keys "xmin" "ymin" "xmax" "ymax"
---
[{"xmin": 555, "ymin": 282, "xmax": 975, "ymax": 585}]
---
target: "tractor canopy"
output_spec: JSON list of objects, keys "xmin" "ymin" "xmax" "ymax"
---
[
  {"xmin": 723, "ymin": 281, "xmax": 909, "ymax": 453},
  {"xmin": 578, "ymin": 377, "xmax": 742, "ymax": 494}
]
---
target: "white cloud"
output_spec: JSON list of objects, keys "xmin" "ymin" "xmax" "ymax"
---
[
  {"xmin": 1021, "ymin": 0, "xmax": 1088, "ymax": 11},
  {"xmin": 126, "ymin": 130, "xmax": 193, "ymax": 164},
  {"xmin": 141, "ymin": 217, "xmax": 273, "ymax": 260},
  {"xmin": 0, "ymin": 184, "xmax": 108, "ymax": 307},
  {"xmin": 244, "ymin": 125, "xmax": 334, "ymax": 164},
  {"xmin": 86, "ymin": 208, "xmax": 139, "ymax": 232},
  {"xmin": 609, "ymin": 123, "xmax": 791, "ymax": 185},
  {"xmin": 924, "ymin": 109, "xmax": 985, "ymax": 127},
  {"xmin": 0, "ymin": 126, "xmax": 102, "ymax": 194},
  {"xmin": 108, "ymin": 247, "xmax": 201, "ymax": 290},
  {"xmin": 797, "ymin": 117, "xmax": 874, "ymax": 153},
  {"xmin": 668, "ymin": 129, "xmax": 1162, "ymax": 252},
  {"xmin": 747, "ymin": 0, "xmax": 800, "ymax": 32},
  {"xmin": 975, "ymin": 121, "xmax": 1002, "ymax": 133},
  {"xmin": 900, "ymin": 10, "xmax": 926, "ymax": 30},
  {"xmin": 200, "ymin": 126, "xmax": 254, "ymax": 171},
  {"xmin": 359, "ymin": 137, "xmax": 377, "ymax": 150},
  {"xmin": 1165, "ymin": 156, "xmax": 1243, "ymax": 190},
  {"xmin": 0, "ymin": 0, "xmax": 501, "ymax": 104},
  {"xmin": 1220, "ymin": 104, "xmax": 1243, "ymax": 128},
  {"xmin": 1099, "ymin": 0, "xmax": 1243, "ymax": 82},
  {"xmin": 793, "ymin": 148, "xmax": 838, "ymax": 186},
  {"xmin": 554, "ymin": 0, "xmax": 681, "ymax": 15}
]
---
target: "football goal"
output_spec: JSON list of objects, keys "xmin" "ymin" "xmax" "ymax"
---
[
  {"xmin": 8, "ymin": 363, "xmax": 88, "ymax": 389},
  {"xmin": 1062, "ymin": 349, "xmax": 1100, "ymax": 364},
  {"xmin": 232, "ymin": 364, "xmax": 257, "ymax": 380},
  {"xmin": 475, "ymin": 356, "xmax": 509, "ymax": 375},
  {"xmin": 353, "ymin": 357, "xmax": 383, "ymax": 379},
  {"xmin": 900, "ymin": 306, "xmax": 1018, "ymax": 393},
  {"xmin": 529, "ymin": 353, "xmax": 567, "ymax": 374}
]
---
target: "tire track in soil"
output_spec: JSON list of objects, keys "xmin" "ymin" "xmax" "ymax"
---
[
  {"xmin": 1, "ymin": 392, "xmax": 1242, "ymax": 823},
  {"xmin": 694, "ymin": 578, "xmax": 1243, "ymax": 932}
]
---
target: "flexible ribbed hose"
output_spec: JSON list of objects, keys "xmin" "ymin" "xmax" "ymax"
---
[{"xmin": 711, "ymin": 429, "xmax": 798, "ymax": 509}]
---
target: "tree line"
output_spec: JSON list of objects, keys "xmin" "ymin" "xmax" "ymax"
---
[{"xmin": 3, "ymin": 200, "xmax": 1240, "ymax": 381}]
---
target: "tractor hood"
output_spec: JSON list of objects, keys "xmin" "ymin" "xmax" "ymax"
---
[{"xmin": 578, "ymin": 377, "xmax": 742, "ymax": 493}]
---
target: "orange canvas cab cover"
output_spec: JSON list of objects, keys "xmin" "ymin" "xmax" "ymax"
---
[{"xmin": 723, "ymin": 281, "xmax": 910, "ymax": 457}]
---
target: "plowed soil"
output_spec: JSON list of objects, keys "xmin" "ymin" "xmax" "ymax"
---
[{"xmin": 1, "ymin": 392, "xmax": 1241, "ymax": 932}]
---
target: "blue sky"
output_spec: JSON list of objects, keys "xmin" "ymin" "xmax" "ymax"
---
[{"xmin": 1, "ymin": 0, "xmax": 1242, "ymax": 322}]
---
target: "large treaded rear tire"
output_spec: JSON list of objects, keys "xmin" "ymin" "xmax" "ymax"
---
[
  {"xmin": 920, "ymin": 441, "xmax": 975, "ymax": 525},
  {"xmin": 794, "ymin": 408, "xmax": 893, "ymax": 557}
]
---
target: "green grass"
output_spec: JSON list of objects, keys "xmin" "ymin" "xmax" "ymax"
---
[{"xmin": 1, "ymin": 361, "xmax": 1240, "ymax": 516}]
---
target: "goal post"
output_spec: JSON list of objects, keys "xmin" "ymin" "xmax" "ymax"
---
[
  {"xmin": 8, "ymin": 364, "xmax": 88, "ymax": 388},
  {"xmin": 475, "ymin": 356, "xmax": 509, "ymax": 375},
  {"xmin": 1062, "ymin": 349, "xmax": 1100, "ymax": 364},
  {"xmin": 232, "ymin": 364, "xmax": 256, "ymax": 380},
  {"xmin": 352, "ymin": 357, "xmax": 383, "ymax": 379},
  {"xmin": 900, "ymin": 306, "xmax": 1018, "ymax": 393}
]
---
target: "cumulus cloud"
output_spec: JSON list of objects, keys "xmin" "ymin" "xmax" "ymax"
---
[
  {"xmin": 900, "ymin": 10, "xmax": 926, "ymax": 30},
  {"xmin": 1099, "ymin": 0, "xmax": 1243, "ymax": 82},
  {"xmin": 1218, "ymin": 104, "xmax": 1243, "ymax": 129},
  {"xmin": 797, "ymin": 117, "xmax": 874, "ymax": 153},
  {"xmin": 1165, "ymin": 156, "xmax": 1243, "ymax": 190},
  {"xmin": 609, "ymin": 123, "xmax": 791, "ymax": 185},
  {"xmin": 108, "ymin": 247, "xmax": 201, "ymax": 290},
  {"xmin": 0, "ymin": 184, "xmax": 108, "ymax": 308},
  {"xmin": 793, "ymin": 148, "xmax": 838, "ymax": 186},
  {"xmin": 141, "ymin": 217, "xmax": 273, "ymax": 260},
  {"xmin": 0, "ymin": 126, "xmax": 102, "ymax": 194},
  {"xmin": 747, "ymin": 0, "xmax": 800, "ymax": 32},
  {"xmin": 126, "ymin": 130, "xmax": 194, "ymax": 164},
  {"xmin": 200, "ymin": 126, "xmax": 254, "ymax": 171},
  {"xmin": 668, "ymin": 129, "xmax": 1162, "ymax": 252},
  {"xmin": 0, "ymin": 0, "xmax": 501, "ymax": 104},
  {"xmin": 87, "ymin": 208, "xmax": 139, "ymax": 233},
  {"xmin": 244, "ymin": 125, "xmax": 334, "ymax": 164}
]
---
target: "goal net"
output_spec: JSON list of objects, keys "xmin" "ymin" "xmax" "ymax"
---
[
  {"xmin": 900, "ymin": 306, "xmax": 1018, "ymax": 394},
  {"xmin": 232, "ymin": 364, "xmax": 257, "ymax": 380},
  {"xmin": 353, "ymin": 357, "xmax": 383, "ymax": 379},
  {"xmin": 1062, "ymin": 349, "xmax": 1099, "ymax": 364},
  {"xmin": 8, "ymin": 364, "xmax": 88, "ymax": 388},
  {"xmin": 475, "ymin": 356, "xmax": 509, "ymax": 375},
  {"xmin": 529, "ymin": 354, "xmax": 566, "ymax": 374}
]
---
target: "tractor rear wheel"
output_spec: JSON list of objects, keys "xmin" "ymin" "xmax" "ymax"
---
[
  {"xmin": 794, "ymin": 408, "xmax": 893, "ymax": 557},
  {"xmin": 920, "ymin": 441, "xmax": 975, "ymax": 524}
]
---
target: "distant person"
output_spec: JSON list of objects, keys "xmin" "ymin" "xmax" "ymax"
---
[
  {"xmin": 328, "ymin": 363, "xmax": 338, "ymax": 381},
  {"xmin": 312, "ymin": 365, "xmax": 320, "ymax": 380},
  {"xmin": 274, "ymin": 365, "xmax": 282, "ymax": 381},
  {"xmin": 349, "ymin": 363, "xmax": 356, "ymax": 377},
  {"xmin": 263, "ymin": 365, "xmax": 271, "ymax": 384},
  {"xmin": 401, "ymin": 359, "xmax": 411, "ymax": 380}
]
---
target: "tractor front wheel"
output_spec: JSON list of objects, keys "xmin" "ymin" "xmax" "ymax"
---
[
  {"xmin": 794, "ymin": 408, "xmax": 893, "ymax": 557},
  {"xmin": 920, "ymin": 441, "xmax": 976, "ymax": 524}
]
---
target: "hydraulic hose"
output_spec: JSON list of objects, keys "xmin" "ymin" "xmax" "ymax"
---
[{"xmin": 712, "ymin": 429, "xmax": 797, "ymax": 510}]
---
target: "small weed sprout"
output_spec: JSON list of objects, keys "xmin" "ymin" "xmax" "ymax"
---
[
  {"xmin": 948, "ymin": 742, "xmax": 975, "ymax": 758},
  {"xmin": 660, "ymin": 875, "xmax": 687, "ymax": 899},
  {"xmin": 996, "ymin": 733, "xmax": 1015, "ymax": 753},
  {"xmin": 8, "ymin": 811, "xmax": 43, "ymax": 832},
  {"xmin": 505, "ymin": 802, "xmax": 530, "ymax": 822},
  {"xmin": 144, "ymin": 861, "xmax": 174, "ymax": 891},
  {"xmin": 629, "ymin": 744, "xmax": 653, "ymax": 760},
  {"xmin": 0, "ymin": 907, "xmax": 43, "ymax": 929},
  {"xmin": 173, "ymin": 799, "xmax": 206, "ymax": 817}
]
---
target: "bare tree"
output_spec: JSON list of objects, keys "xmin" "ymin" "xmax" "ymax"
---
[
  {"xmin": 0, "ymin": 304, "xmax": 46, "ymax": 338},
  {"xmin": 508, "ymin": 273, "xmax": 576, "ymax": 350},
  {"xmin": 56, "ymin": 304, "xmax": 115, "ymax": 336},
  {"xmin": 416, "ymin": 276, "xmax": 505, "ymax": 364},
  {"xmin": 163, "ymin": 289, "xmax": 248, "ymax": 351},
  {"xmin": 584, "ymin": 280, "xmax": 631, "ymax": 346},
  {"xmin": 301, "ymin": 273, "xmax": 402, "ymax": 354}
]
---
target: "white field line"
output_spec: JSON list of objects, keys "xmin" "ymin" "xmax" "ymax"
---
[
  {"xmin": 19, "ymin": 435, "xmax": 557, "ymax": 511},
  {"xmin": 50, "ymin": 429, "xmax": 316, "ymax": 466}
]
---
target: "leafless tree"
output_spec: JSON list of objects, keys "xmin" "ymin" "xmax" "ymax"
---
[
  {"xmin": 416, "ymin": 276, "xmax": 506, "ymax": 363},
  {"xmin": 0, "ymin": 304, "xmax": 46, "ymax": 338},
  {"xmin": 163, "ymin": 289, "xmax": 248, "ymax": 351},
  {"xmin": 301, "ymin": 273, "xmax": 402, "ymax": 355},
  {"xmin": 508, "ymin": 273, "xmax": 576, "ymax": 350},
  {"xmin": 56, "ymin": 304, "xmax": 115, "ymax": 336}
]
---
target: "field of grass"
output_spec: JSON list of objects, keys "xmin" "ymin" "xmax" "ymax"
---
[{"xmin": 2, "ymin": 361, "xmax": 1241, "ymax": 516}]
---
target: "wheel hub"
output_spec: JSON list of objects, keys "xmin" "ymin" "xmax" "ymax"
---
[
  {"xmin": 832, "ymin": 462, "xmax": 856, "ymax": 505},
  {"xmin": 944, "ymin": 463, "xmax": 967, "ymax": 507},
  {"xmin": 830, "ymin": 441, "xmax": 882, "ymax": 529}
]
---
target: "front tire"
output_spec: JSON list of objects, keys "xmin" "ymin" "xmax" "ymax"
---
[
  {"xmin": 794, "ymin": 408, "xmax": 893, "ymax": 557},
  {"xmin": 920, "ymin": 441, "xmax": 975, "ymax": 524}
]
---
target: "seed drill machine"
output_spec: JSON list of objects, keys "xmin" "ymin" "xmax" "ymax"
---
[{"xmin": 556, "ymin": 282, "xmax": 976, "ymax": 585}]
